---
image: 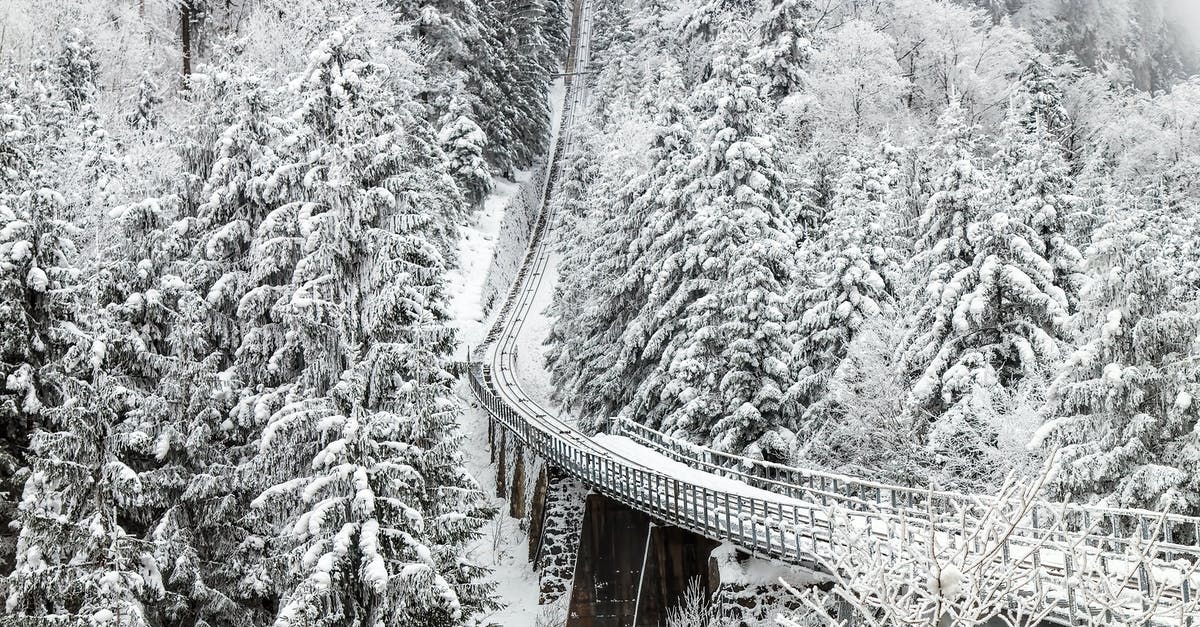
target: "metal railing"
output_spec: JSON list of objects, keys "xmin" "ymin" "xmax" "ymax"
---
[
  {"xmin": 613, "ymin": 417, "xmax": 1200, "ymax": 557},
  {"xmin": 462, "ymin": 0, "xmax": 1200, "ymax": 624}
]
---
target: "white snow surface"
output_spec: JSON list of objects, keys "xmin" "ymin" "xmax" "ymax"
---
[
  {"xmin": 446, "ymin": 173, "xmax": 529, "ymax": 360},
  {"xmin": 513, "ymin": 250, "xmax": 562, "ymax": 413},
  {"xmin": 444, "ymin": 70, "xmax": 573, "ymax": 627},
  {"xmin": 456, "ymin": 384, "xmax": 545, "ymax": 626},
  {"xmin": 592, "ymin": 434, "xmax": 803, "ymax": 506},
  {"xmin": 710, "ymin": 543, "xmax": 821, "ymax": 588}
]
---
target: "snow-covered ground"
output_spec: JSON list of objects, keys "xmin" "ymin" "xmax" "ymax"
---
[
  {"xmin": 457, "ymin": 385, "xmax": 546, "ymax": 627},
  {"xmin": 446, "ymin": 173, "xmax": 529, "ymax": 360},
  {"xmin": 447, "ymin": 177, "xmax": 553, "ymax": 624},
  {"xmin": 444, "ymin": 13, "xmax": 585, "ymax": 623}
]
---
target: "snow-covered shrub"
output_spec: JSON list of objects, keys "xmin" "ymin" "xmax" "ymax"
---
[
  {"xmin": 666, "ymin": 578, "xmax": 737, "ymax": 627},
  {"xmin": 776, "ymin": 466, "xmax": 1200, "ymax": 626}
]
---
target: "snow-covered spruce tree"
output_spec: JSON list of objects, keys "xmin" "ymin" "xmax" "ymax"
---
[
  {"xmin": 1, "ymin": 184, "xmax": 162, "ymax": 624},
  {"xmin": 1036, "ymin": 207, "xmax": 1200, "ymax": 515},
  {"xmin": 128, "ymin": 72, "xmax": 163, "ymax": 130},
  {"xmin": 143, "ymin": 74, "xmax": 318, "ymax": 626},
  {"xmin": 471, "ymin": 0, "xmax": 557, "ymax": 175},
  {"xmin": 95, "ymin": 192, "xmax": 264, "ymax": 625},
  {"xmin": 996, "ymin": 64, "xmax": 1084, "ymax": 313},
  {"xmin": 544, "ymin": 138, "xmax": 604, "ymax": 410},
  {"xmin": 176, "ymin": 72, "xmax": 252, "ymax": 218},
  {"xmin": 548, "ymin": 63, "xmax": 697, "ymax": 431},
  {"xmin": 635, "ymin": 44, "xmax": 798, "ymax": 459},
  {"xmin": 1014, "ymin": 57, "xmax": 1069, "ymax": 140},
  {"xmin": 0, "ymin": 72, "xmax": 33, "ymax": 195},
  {"xmin": 0, "ymin": 185, "xmax": 69, "ymax": 574},
  {"xmin": 682, "ymin": 0, "xmax": 758, "ymax": 47},
  {"xmin": 55, "ymin": 28, "xmax": 99, "ymax": 112},
  {"xmin": 255, "ymin": 352, "xmax": 494, "ymax": 627},
  {"xmin": 248, "ymin": 22, "xmax": 491, "ymax": 625},
  {"xmin": 590, "ymin": 0, "xmax": 665, "ymax": 126},
  {"xmin": 388, "ymin": 0, "xmax": 486, "ymax": 104},
  {"xmin": 752, "ymin": 0, "xmax": 814, "ymax": 102},
  {"xmin": 191, "ymin": 72, "xmax": 290, "ymax": 380},
  {"xmin": 438, "ymin": 107, "xmax": 493, "ymax": 209},
  {"xmin": 899, "ymin": 98, "xmax": 1071, "ymax": 487},
  {"xmin": 7, "ymin": 353, "xmax": 162, "ymax": 626},
  {"xmin": 912, "ymin": 211, "xmax": 1070, "ymax": 488},
  {"xmin": 68, "ymin": 93, "xmax": 242, "ymax": 623},
  {"xmin": 549, "ymin": 125, "xmax": 601, "ymax": 254},
  {"xmin": 900, "ymin": 99, "xmax": 990, "ymax": 384},
  {"xmin": 0, "ymin": 75, "xmax": 75, "ymax": 571},
  {"xmin": 790, "ymin": 147, "xmax": 901, "ymax": 420}
]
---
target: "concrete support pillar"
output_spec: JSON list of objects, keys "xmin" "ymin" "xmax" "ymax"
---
[{"xmin": 567, "ymin": 494, "xmax": 719, "ymax": 627}]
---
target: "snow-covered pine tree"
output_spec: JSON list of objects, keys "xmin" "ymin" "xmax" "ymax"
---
[
  {"xmin": 548, "ymin": 62, "xmax": 697, "ymax": 430},
  {"xmin": 1015, "ymin": 57, "xmax": 1069, "ymax": 139},
  {"xmin": 899, "ymin": 98, "xmax": 1073, "ymax": 486},
  {"xmin": 900, "ymin": 99, "xmax": 989, "ymax": 383},
  {"xmin": 471, "ymin": 0, "xmax": 558, "ymax": 175},
  {"xmin": 912, "ymin": 210, "xmax": 1070, "ymax": 487},
  {"xmin": 752, "ymin": 0, "xmax": 814, "ymax": 101},
  {"xmin": 996, "ymin": 62, "xmax": 1084, "ymax": 312},
  {"xmin": 248, "ymin": 22, "xmax": 490, "ymax": 625},
  {"xmin": 549, "ymin": 126, "xmax": 601, "ymax": 254},
  {"xmin": 388, "ymin": 0, "xmax": 485, "ymax": 99},
  {"xmin": 192, "ymin": 74, "xmax": 287, "ymax": 367},
  {"xmin": 634, "ymin": 42, "xmax": 798, "ymax": 459},
  {"xmin": 791, "ymin": 146, "xmax": 901, "ymax": 420},
  {"xmin": 438, "ymin": 107, "xmax": 493, "ymax": 209},
  {"xmin": 0, "ymin": 72, "xmax": 33, "ymax": 196},
  {"xmin": 176, "ymin": 72, "xmax": 251, "ymax": 218},
  {"xmin": 128, "ymin": 72, "xmax": 162, "ymax": 130},
  {"xmin": 1036, "ymin": 205, "xmax": 1200, "ymax": 514},
  {"xmin": 682, "ymin": 0, "xmax": 758, "ymax": 46},
  {"xmin": 0, "ymin": 74, "xmax": 74, "ymax": 573},
  {"xmin": 2, "ymin": 183, "xmax": 163, "ymax": 625},
  {"xmin": 544, "ymin": 136, "xmax": 604, "ymax": 412},
  {"xmin": 255, "ymin": 345, "xmax": 495, "ymax": 625},
  {"xmin": 8, "ymin": 352, "xmax": 162, "ymax": 626},
  {"xmin": 55, "ymin": 28, "xmax": 99, "ymax": 112},
  {"xmin": 96, "ymin": 193, "xmax": 261, "ymax": 625},
  {"xmin": 264, "ymin": 23, "xmax": 463, "ymax": 391},
  {"xmin": 70, "ymin": 80, "xmax": 242, "ymax": 620}
]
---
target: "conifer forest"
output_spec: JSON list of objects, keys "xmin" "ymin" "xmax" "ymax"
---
[{"xmin": 1, "ymin": 0, "xmax": 1200, "ymax": 625}]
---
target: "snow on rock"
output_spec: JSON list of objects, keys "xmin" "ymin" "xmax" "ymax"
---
[
  {"xmin": 474, "ymin": 170, "xmax": 544, "ymax": 326},
  {"xmin": 445, "ymin": 172, "xmax": 531, "ymax": 359}
]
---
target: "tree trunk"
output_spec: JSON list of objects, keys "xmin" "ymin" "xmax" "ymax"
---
[{"xmin": 181, "ymin": 2, "xmax": 193, "ymax": 77}]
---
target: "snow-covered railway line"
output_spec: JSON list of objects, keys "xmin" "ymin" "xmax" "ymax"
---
[{"xmin": 463, "ymin": 0, "xmax": 1200, "ymax": 623}]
